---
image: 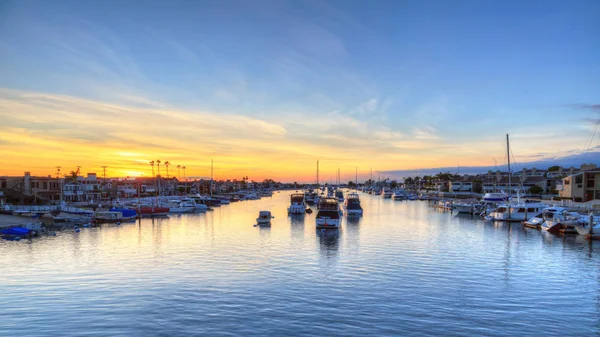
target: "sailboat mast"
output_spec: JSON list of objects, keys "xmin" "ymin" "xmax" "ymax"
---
[
  {"xmin": 355, "ymin": 166, "xmax": 358, "ymax": 190},
  {"xmin": 210, "ymin": 159, "xmax": 213, "ymax": 196},
  {"xmin": 317, "ymin": 160, "xmax": 319, "ymax": 186},
  {"xmin": 506, "ymin": 134, "xmax": 511, "ymax": 195}
]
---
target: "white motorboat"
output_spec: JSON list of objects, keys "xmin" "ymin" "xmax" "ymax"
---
[
  {"xmin": 381, "ymin": 189, "xmax": 393, "ymax": 199},
  {"xmin": 168, "ymin": 201, "xmax": 196, "ymax": 214},
  {"xmin": 181, "ymin": 197, "xmax": 208, "ymax": 212},
  {"xmin": 454, "ymin": 200, "xmax": 483, "ymax": 214},
  {"xmin": 392, "ymin": 189, "xmax": 407, "ymax": 200},
  {"xmin": 316, "ymin": 197, "xmax": 342, "ymax": 228},
  {"xmin": 485, "ymin": 201, "xmax": 546, "ymax": 222},
  {"xmin": 575, "ymin": 215, "xmax": 600, "ymax": 236},
  {"xmin": 523, "ymin": 212, "xmax": 545, "ymax": 229},
  {"xmin": 344, "ymin": 193, "xmax": 363, "ymax": 216},
  {"xmin": 482, "ymin": 192, "xmax": 510, "ymax": 203},
  {"xmin": 256, "ymin": 210, "xmax": 273, "ymax": 225},
  {"xmin": 287, "ymin": 193, "xmax": 307, "ymax": 215},
  {"xmin": 540, "ymin": 207, "xmax": 582, "ymax": 234}
]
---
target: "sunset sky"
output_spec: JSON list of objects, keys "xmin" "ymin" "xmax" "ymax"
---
[{"xmin": 0, "ymin": 0, "xmax": 599, "ymax": 182}]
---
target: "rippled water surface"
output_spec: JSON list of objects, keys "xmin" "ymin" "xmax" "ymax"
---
[{"xmin": 1, "ymin": 192, "xmax": 599, "ymax": 336}]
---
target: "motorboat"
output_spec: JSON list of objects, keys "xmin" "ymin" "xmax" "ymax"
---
[
  {"xmin": 316, "ymin": 197, "xmax": 342, "ymax": 228},
  {"xmin": 575, "ymin": 215, "xmax": 600, "ymax": 236},
  {"xmin": 381, "ymin": 189, "xmax": 393, "ymax": 198},
  {"xmin": 485, "ymin": 201, "xmax": 546, "ymax": 222},
  {"xmin": 344, "ymin": 193, "xmax": 363, "ymax": 216},
  {"xmin": 392, "ymin": 189, "xmax": 407, "ymax": 200},
  {"xmin": 540, "ymin": 207, "xmax": 583, "ymax": 234},
  {"xmin": 93, "ymin": 211, "xmax": 136, "ymax": 224},
  {"xmin": 287, "ymin": 193, "xmax": 307, "ymax": 215},
  {"xmin": 168, "ymin": 201, "xmax": 196, "ymax": 214},
  {"xmin": 523, "ymin": 212, "xmax": 545, "ymax": 229},
  {"xmin": 182, "ymin": 197, "xmax": 209, "ymax": 212},
  {"xmin": 453, "ymin": 200, "xmax": 483, "ymax": 214},
  {"xmin": 133, "ymin": 204, "xmax": 170, "ymax": 217},
  {"xmin": 256, "ymin": 210, "xmax": 273, "ymax": 225},
  {"xmin": 335, "ymin": 190, "xmax": 344, "ymax": 202}
]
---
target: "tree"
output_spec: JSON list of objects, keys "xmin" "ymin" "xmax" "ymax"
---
[
  {"xmin": 404, "ymin": 177, "xmax": 414, "ymax": 186},
  {"xmin": 548, "ymin": 165, "xmax": 560, "ymax": 172},
  {"xmin": 390, "ymin": 180, "xmax": 398, "ymax": 188},
  {"xmin": 348, "ymin": 181, "xmax": 356, "ymax": 188},
  {"xmin": 529, "ymin": 185, "xmax": 543, "ymax": 194}
]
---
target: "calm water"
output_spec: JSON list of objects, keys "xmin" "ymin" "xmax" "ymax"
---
[{"xmin": 1, "ymin": 192, "xmax": 599, "ymax": 336}]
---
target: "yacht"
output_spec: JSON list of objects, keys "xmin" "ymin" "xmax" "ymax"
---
[
  {"xmin": 482, "ymin": 192, "xmax": 510, "ymax": 203},
  {"xmin": 316, "ymin": 197, "xmax": 342, "ymax": 228},
  {"xmin": 485, "ymin": 201, "xmax": 546, "ymax": 222},
  {"xmin": 381, "ymin": 189, "xmax": 393, "ymax": 199},
  {"xmin": 287, "ymin": 193, "xmax": 307, "ymax": 215},
  {"xmin": 344, "ymin": 193, "xmax": 363, "ymax": 216}
]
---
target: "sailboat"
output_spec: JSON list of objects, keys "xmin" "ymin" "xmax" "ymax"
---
[{"xmin": 485, "ymin": 134, "xmax": 546, "ymax": 221}]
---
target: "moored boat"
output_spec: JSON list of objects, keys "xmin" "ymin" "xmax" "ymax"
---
[
  {"xmin": 344, "ymin": 193, "xmax": 363, "ymax": 216},
  {"xmin": 256, "ymin": 210, "xmax": 273, "ymax": 225},
  {"xmin": 316, "ymin": 197, "xmax": 342, "ymax": 228},
  {"xmin": 287, "ymin": 193, "xmax": 307, "ymax": 215}
]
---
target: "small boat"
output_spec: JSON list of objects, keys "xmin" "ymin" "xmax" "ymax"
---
[
  {"xmin": 335, "ymin": 190, "xmax": 344, "ymax": 202},
  {"xmin": 574, "ymin": 215, "xmax": 600, "ymax": 238},
  {"xmin": 168, "ymin": 201, "xmax": 196, "ymax": 214},
  {"xmin": 523, "ymin": 212, "xmax": 545, "ymax": 229},
  {"xmin": 287, "ymin": 193, "xmax": 307, "ymax": 215},
  {"xmin": 256, "ymin": 211, "xmax": 273, "ymax": 225},
  {"xmin": 541, "ymin": 207, "xmax": 583, "ymax": 234},
  {"xmin": 453, "ymin": 200, "xmax": 483, "ymax": 214},
  {"xmin": 93, "ymin": 211, "xmax": 136, "ymax": 224},
  {"xmin": 381, "ymin": 189, "xmax": 393, "ymax": 199},
  {"xmin": 344, "ymin": 193, "xmax": 363, "ymax": 216},
  {"xmin": 1, "ymin": 227, "xmax": 36, "ymax": 238},
  {"xmin": 392, "ymin": 189, "xmax": 407, "ymax": 200},
  {"xmin": 133, "ymin": 205, "xmax": 170, "ymax": 217},
  {"xmin": 316, "ymin": 197, "xmax": 342, "ymax": 228}
]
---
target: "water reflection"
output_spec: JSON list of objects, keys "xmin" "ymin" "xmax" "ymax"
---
[
  {"xmin": 290, "ymin": 213, "xmax": 305, "ymax": 240},
  {"xmin": 317, "ymin": 228, "xmax": 340, "ymax": 259}
]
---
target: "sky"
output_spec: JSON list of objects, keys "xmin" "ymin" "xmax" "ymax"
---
[{"xmin": 0, "ymin": 0, "xmax": 599, "ymax": 182}]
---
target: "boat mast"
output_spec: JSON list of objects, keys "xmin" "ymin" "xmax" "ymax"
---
[
  {"xmin": 210, "ymin": 159, "xmax": 214, "ymax": 196},
  {"xmin": 316, "ymin": 160, "xmax": 319, "ymax": 187},
  {"xmin": 355, "ymin": 166, "xmax": 358, "ymax": 190},
  {"xmin": 506, "ymin": 134, "xmax": 511, "ymax": 196}
]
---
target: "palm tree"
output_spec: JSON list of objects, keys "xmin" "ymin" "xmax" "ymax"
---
[
  {"xmin": 182, "ymin": 166, "xmax": 186, "ymax": 181},
  {"xmin": 177, "ymin": 165, "xmax": 181, "ymax": 180},
  {"xmin": 165, "ymin": 161, "xmax": 170, "ymax": 178},
  {"xmin": 156, "ymin": 160, "xmax": 161, "ymax": 177},
  {"xmin": 149, "ymin": 161, "xmax": 155, "ymax": 177}
]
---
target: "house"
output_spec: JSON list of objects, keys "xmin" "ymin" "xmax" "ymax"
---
[{"xmin": 558, "ymin": 168, "xmax": 600, "ymax": 202}]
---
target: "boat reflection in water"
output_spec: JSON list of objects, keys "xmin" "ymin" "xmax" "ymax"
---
[{"xmin": 317, "ymin": 228, "xmax": 340, "ymax": 259}]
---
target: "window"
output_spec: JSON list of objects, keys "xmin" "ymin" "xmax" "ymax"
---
[
  {"xmin": 565, "ymin": 179, "xmax": 570, "ymax": 185},
  {"xmin": 575, "ymin": 175, "xmax": 583, "ymax": 184}
]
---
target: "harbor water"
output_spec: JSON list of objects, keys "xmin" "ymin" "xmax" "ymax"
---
[{"xmin": 1, "ymin": 192, "xmax": 599, "ymax": 336}]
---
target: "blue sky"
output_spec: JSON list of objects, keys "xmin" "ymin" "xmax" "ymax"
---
[{"xmin": 0, "ymin": 0, "xmax": 599, "ymax": 180}]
